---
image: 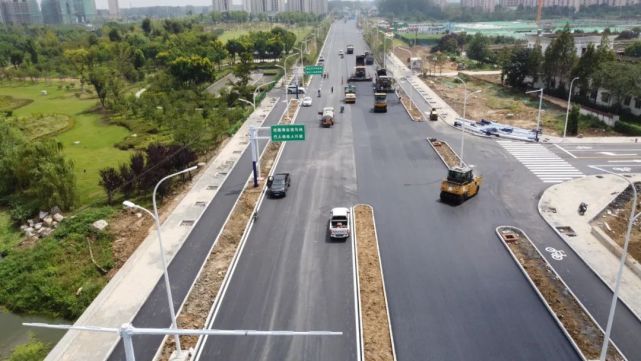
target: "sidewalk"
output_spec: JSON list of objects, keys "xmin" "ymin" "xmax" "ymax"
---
[
  {"xmin": 539, "ymin": 175, "xmax": 641, "ymax": 321},
  {"xmin": 45, "ymin": 96, "xmax": 282, "ymax": 361}
]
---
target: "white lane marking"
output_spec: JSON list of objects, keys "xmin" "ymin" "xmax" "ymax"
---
[
  {"xmin": 545, "ymin": 247, "xmax": 567, "ymax": 261},
  {"xmin": 608, "ymin": 159, "xmax": 641, "ymax": 163},
  {"xmin": 499, "ymin": 141, "xmax": 584, "ymax": 183},
  {"xmin": 553, "ymin": 144, "xmax": 578, "ymax": 159},
  {"xmin": 599, "ymin": 151, "xmax": 637, "ymax": 156}
]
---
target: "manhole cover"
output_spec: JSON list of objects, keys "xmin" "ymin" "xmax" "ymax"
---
[{"xmin": 180, "ymin": 220, "xmax": 195, "ymax": 226}]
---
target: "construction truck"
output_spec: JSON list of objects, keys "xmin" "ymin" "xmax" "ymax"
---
[
  {"xmin": 319, "ymin": 107, "xmax": 335, "ymax": 128},
  {"xmin": 348, "ymin": 55, "xmax": 372, "ymax": 82},
  {"xmin": 346, "ymin": 44, "xmax": 354, "ymax": 54},
  {"xmin": 373, "ymin": 93, "xmax": 387, "ymax": 113},
  {"xmin": 439, "ymin": 166, "xmax": 482, "ymax": 204},
  {"xmin": 375, "ymin": 69, "xmax": 394, "ymax": 93},
  {"xmin": 344, "ymin": 84, "xmax": 356, "ymax": 104},
  {"xmin": 365, "ymin": 51, "xmax": 374, "ymax": 65}
]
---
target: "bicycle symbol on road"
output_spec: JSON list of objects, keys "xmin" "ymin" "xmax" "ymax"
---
[{"xmin": 545, "ymin": 247, "xmax": 567, "ymax": 261}]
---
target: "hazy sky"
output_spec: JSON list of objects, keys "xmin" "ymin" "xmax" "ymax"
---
[{"xmin": 94, "ymin": 0, "xmax": 216, "ymax": 10}]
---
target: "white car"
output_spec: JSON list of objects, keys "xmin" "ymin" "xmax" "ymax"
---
[
  {"xmin": 328, "ymin": 207, "xmax": 350, "ymax": 240},
  {"xmin": 302, "ymin": 96, "xmax": 313, "ymax": 107}
]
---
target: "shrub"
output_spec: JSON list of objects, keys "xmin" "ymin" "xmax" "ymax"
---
[{"xmin": 614, "ymin": 121, "xmax": 641, "ymax": 136}]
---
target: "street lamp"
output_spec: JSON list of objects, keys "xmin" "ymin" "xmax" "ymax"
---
[
  {"xmin": 122, "ymin": 165, "xmax": 198, "ymax": 357},
  {"xmin": 455, "ymin": 76, "xmax": 481, "ymax": 167},
  {"xmin": 278, "ymin": 52, "xmax": 301, "ymax": 103},
  {"xmin": 525, "ymin": 88, "xmax": 544, "ymax": 141},
  {"xmin": 563, "ymin": 77, "xmax": 580, "ymax": 139},
  {"xmin": 253, "ymin": 81, "xmax": 276, "ymax": 107},
  {"xmin": 589, "ymin": 166, "xmax": 638, "ymax": 361},
  {"xmin": 238, "ymin": 98, "xmax": 255, "ymax": 111}
]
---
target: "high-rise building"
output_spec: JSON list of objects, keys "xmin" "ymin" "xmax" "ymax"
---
[
  {"xmin": 286, "ymin": 0, "xmax": 327, "ymax": 14},
  {"xmin": 108, "ymin": 0, "xmax": 118, "ymax": 18},
  {"xmin": 0, "ymin": 0, "xmax": 41, "ymax": 25},
  {"xmin": 41, "ymin": 0, "xmax": 74, "ymax": 24},
  {"xmin": 461, "ymin": 0, "xmax": 497, "ymax": 12},
  {"xmin": 249, "ymin": 0, "xmax": 284, "ymax": 13},
  {"xmin": 72, "ymin": 0, "xmax": 95, "ymax": 23},
  {"xmin": 496, "ymin": 0, "xmax": 638, "ymax": 11},
  {"xmin": 212, "ymin": 0, "xmax": 230, "ymax": 12}
]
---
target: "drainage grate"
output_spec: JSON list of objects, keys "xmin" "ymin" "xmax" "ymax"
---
[
  {"xmin": 218, "ymin": 172, "xmax": 228, "ymax": 176},
  {"xmin": 207, "ymin": 185, "xmax": 218, "ymax": 190},
  {"xmin": 556, "ymin": 226, "xmax": 576, "ymax": 237},
  {"xmin": 195, "ymin": 201, "xmax": 207, "ymax": 207},
  {"xmin": 181, "ymin": 220, "xmax": 195, "ymax": 226},
  {"xmin": 233, "ymin": 150, "xmax": 242, "ymax": 154}
]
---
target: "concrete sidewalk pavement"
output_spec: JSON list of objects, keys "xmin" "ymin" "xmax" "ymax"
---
[
  {"xmin": 45, "ymin": 96, "xmax": 282, "ymax": 361},
  {"xmin": 539, "ymin": 174, "xmax": 641, "ymax": 322}
]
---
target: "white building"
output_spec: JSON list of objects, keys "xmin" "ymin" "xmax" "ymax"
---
[
  {"xmin": 108, "ymin": 0, "xmax": 118, "ymax": 18},
  {"xmin": 286, "ymin": 0, "xmax": 327, "ymax": 14},
  {"xmin": 526, "ymin": 33, "xmax": 617, "ymax": 56},
  {"xmin": 249, "ymin": 0, "xmax": 284, "ymax": 13},
  {"xmin": 212, "ymin": 0, "xmax": 231, "ymax": 12}
]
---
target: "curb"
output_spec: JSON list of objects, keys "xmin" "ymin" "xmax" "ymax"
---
[
  {"xmin": 350, "ymin": 206, "xmax": 364, "ymax": 361},
  {"xmin": 495, "ymin": 226, "xmax": 627, "ymax": 361},
  {"xmin": 537, "ymin": 179, "xmax": 641, "ymax": 324},
  {"xmin": 354, "ymin": 204, "xmax": 397, "ymax": 361}
]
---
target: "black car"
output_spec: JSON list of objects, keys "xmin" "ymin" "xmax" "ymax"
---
[{"xmin": 267, "ymin": 173, "xmax": 291, "ymax": 198}]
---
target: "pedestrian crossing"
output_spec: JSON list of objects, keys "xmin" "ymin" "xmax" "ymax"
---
[{"xmin": 497, "ymin": 140, "xmax": 584, "ymax": 183}]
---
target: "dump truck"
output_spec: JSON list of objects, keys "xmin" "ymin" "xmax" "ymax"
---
[
  {"xmin": 375, "ymin": 69, "xmax": 394, "ymax": 93},
  {"xmin": 319, "ymin": 107, "xmax": 335, "ymax": 127},
  {"xmin": 344, "ymin": 84, "xmax": 356, "ymax": 104},
  {"xmin": 349, "ymin": 55, "xmax": 372, "ymax": 82},
  {"xmin": 346, "ymin": 44, "xmax": 354, "ymax": 54},
  {"xmin": 439, "ymin": 166, "xmax": 482, "ymax": 204},
  {"xmin": 373, "ymin": 93, "xmax": 387, "ymax": 113},
  {"xmin": 365, "ymin": 51, "xmax": 374, "ymax": 65}
]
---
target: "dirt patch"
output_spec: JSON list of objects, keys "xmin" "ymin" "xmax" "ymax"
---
[
  {"xmin": 593, "ymin": 183, "xmax": 641, "ymax": 264},
  {"xmin": 498, "ymin": 227, "xmax": 624, "ymax": 361},
  {"xmin": 424, "ymin": 76, "xmax": 565, "ymax": 136},
  {"xmin": 392, "ymin": 46, "xmax": 458, "ymax": 73},
  {"xmin": 108, "ymin": 138, "xmax": 232, "ymax": 275},
  {"xmin": 354, "ymin": 205, "xmax": 394, "ymax": 361},
  {"xmin": 428, "ymin": 138, "xmax": 461, "ymax": 169},
  {"xmin": 157, "ymin": 99, "xmax": 299, "ymax": 360}
]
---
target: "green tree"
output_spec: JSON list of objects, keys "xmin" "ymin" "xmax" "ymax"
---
[
  {"xmin": 8, "ymin": 337, "xmax": 50, "ymax": 361},
  {"xmin": 133, "ymin": 48, "xmax": 146, "ymax": 69},
  {"xmin": 226, "ymin": 39, "xmax": 245, "ymax": 64},
  {"xmin": 208, "ymin": 39, "xmax": 227, "ymax": 70},
  {"xmin": 108, "ymin": 28, "xmax": 122, "ymax": 42},
  {"xmin": 168, "ymin": 56, "xmax": 215, "ymax": 85},
  {"xmin": 9, "ymin": 51, "xmax": 23, "ymax": 68},
  {"xmin": 503, "ymin": 47, "xmax": 531, "ymax": 88},
  {"xmin": 624, "ymin": 41, "xmax": 641, "ymax": 57},
  {"xmin": 566, "ymin": 104, "xmax": 580, "ymax": 136},
  {"xmin": 593, "ymin": 62, "xmax": 641, "ymax": 108},
  {"xmin": 542, "ymin": 24, "xmax": 576, "ymax": 89},
  {"xmin": 526, "ymin": 44, "xmax": 543, "ymax": 86},
  {"xmin": 572, "ymin": 44, "xmax": 599, "ymax": 97},
  {"xmin": 596, "ymin": 31, "xmax": 616, "ymax": 63},
  {"xmin": 98, "ymin": 167, "xmax": 122, "ymax": 204},
  {"xmin": 88, "ymin": 67, "xmax": 110, "ymax": 108},
  {"xmin": 142, "ymin": 18, "xmax": 152, "ymax": 36},
  {"xmin": 466, "ymin": 33, "xmax": 490, "ymax": 62}
]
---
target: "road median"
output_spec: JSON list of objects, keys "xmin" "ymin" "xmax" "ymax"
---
[{"xmin": 354, "ymin": 204, "xmax": 395, "ymax": 361}]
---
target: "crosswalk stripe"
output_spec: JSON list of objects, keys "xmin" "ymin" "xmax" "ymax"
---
[{"xmin": 498, "ymin": 140, "xmax": 584, "ymax": 184}]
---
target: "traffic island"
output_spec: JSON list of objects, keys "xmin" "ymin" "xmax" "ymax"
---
[
  {"xmin": 157, "ymin": 99, "xmax": 301, "ymax": 360},
  {"xmin": 427, "ymin": 138, "xmax": 463, "ymax": 169},
  {"xmin": 496, "ymin": 226, "xmax": 626, "ymax": 361},
  {"xmin": 397, "ymin": 86, "xmax": 424, "ymax": 122},
  {"xmin": 354, "ymin": 204, "xmax": 396, "ymax": 361}
]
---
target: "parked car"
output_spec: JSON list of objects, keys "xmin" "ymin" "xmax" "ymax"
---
[
  {"xmin": 267, "ymin": 173, "xmax": 291, "ymax": 198},
  {"xmin": 302, "ymin": 96, "xmax": 313, "ymax": 107},
  {"xmin": 287, "ymin": 86, "xmax": 306, "ymax": 94}
]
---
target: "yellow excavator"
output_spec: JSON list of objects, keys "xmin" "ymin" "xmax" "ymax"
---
[{"xmin": 440, "ymin": 166, "xmax": 482, "ymax": 204}]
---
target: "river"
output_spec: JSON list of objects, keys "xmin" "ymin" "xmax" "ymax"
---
[{"xmin": 0, "ymin": 309, "xmax": 66, "ymax": 359}]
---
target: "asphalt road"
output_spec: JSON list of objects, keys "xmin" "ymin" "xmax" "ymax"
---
[
  {"xmin": 194, "ymin": 22, "xmax": 359, "ymax": 361},
  {"xmin": 106, "ymin": 91, "xmax": 286, "ymax": 361},
  {"xmin": 396, "ymin": 50, "xmax": 641, "ymax": 359}
]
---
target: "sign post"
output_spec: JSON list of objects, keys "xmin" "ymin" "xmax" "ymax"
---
[
  {"xmin": 304, "ymin": 65, "xmax": 324, "ymax": 75},
  {"xmin": 271, "ymin": 124, "xmax": 306, "ymax": 142}
]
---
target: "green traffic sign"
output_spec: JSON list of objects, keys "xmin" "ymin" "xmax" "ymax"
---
[
  {"xmin": 304, "ymin": 65, "xmax": 324, "ymax": 75},
  {"xmin": 271, "ymin": 124, "xmax": 305, "ymax": 142}
]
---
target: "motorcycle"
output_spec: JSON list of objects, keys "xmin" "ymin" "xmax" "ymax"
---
[{"xmin": 578, "ymin": 202, "xmax": 588, "ymax": 216}]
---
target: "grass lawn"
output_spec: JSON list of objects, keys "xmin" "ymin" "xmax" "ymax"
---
[
  {"xmin": 0, "ymin": 81, "xmax": 132, "ymax": 205},
  {"xmin": 0, "ymin": 211, "xmax": 23, "ymax": 254},
  {"xmin": 218, "ymin": 23, "xmax": 312, "ymax": 42}
]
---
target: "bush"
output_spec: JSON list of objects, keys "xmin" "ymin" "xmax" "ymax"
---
[
  {"xmin": 8, "ymin": 337, "xmax": 51, "ymax": 361},
  {"xmin": 614, "ymin": 121, "xmax": 641, "ymax": 136}
]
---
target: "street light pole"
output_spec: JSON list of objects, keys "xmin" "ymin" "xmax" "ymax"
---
[
  {"xmin": 455, "ymin": 76, "xmax": 481, "ymax": 167},
  {"xmin": 589, "ymin": 166, "xmax": 639, "ymax": 361},
  {"xmin": 563, "ymin": 77, "xmax": 580, "ymax": 139},
  {"xmin": 253, "ymin": 81, "xmax": 276, "ymax": 108},
  {"xmin": 526, "ymin": 88, "xmax": 544, "ymax": 141},
  {"xmin": 122, "ymin": 166, "xmax": 198, "ymax": 356},
  {"xmin": 238, "ymin": 98, "xmax": 255, "ymax": 111}
]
